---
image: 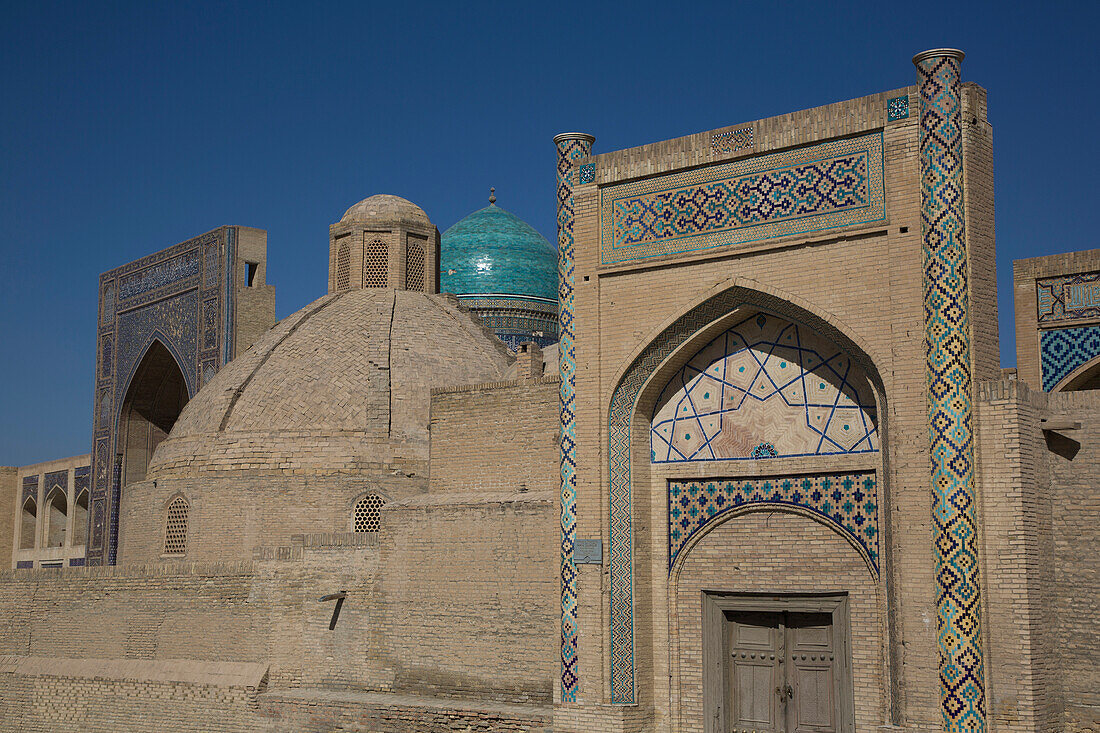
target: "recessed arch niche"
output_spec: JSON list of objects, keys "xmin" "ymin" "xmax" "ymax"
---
[{"xmin": 119, "ymin": 340, "xmax": 189, "ymax": 487}]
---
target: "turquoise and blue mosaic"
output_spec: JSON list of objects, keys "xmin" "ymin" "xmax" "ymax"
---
[
  {"xmin": 1040, "ymin": 325, "xmax": 1100, "ymax": 391},
  {"xmin": 579, "ymin": 164, "xmax": 595, "ymax": 184},
  {"xmin": 555, "ymin": 133, "xmax": 593, "ymax": 703},
  {"xmin": 668, "ymin": 472, "xmax": 879, "ymax": 574},
  {"xmin": 650, "ymin": 312, "xmax": 878, "ymax": 462},
  {"xmin": 711, "ymin": 126, "xmax": 754, "ymax": 156},
  {"xmin": 916, "ymin": 49, "xmax": 987, "ymax": 732},
  {"xmin": 1036, "ymin": 270, "xmax": 1100, "ymax": 324},
  {"xmin": 887, "ymin": 95, "xmax": 910, "ymax": 121},
  {"xmin": 599, "ymin": 132, "xmax": 885, "ymax": 265},
  {"xmin": 456, "ymin": 294, "xmax": 558, "ymax": 351}
]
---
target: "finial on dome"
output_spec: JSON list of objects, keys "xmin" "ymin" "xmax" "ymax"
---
[{"xmin": 489, "ymin": 187, "xmax": 496, "ymax": 205}]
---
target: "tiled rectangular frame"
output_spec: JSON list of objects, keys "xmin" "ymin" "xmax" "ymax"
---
[{"xmin": 598, "ymin": 131, "xmax": 885, "ymax": 266}]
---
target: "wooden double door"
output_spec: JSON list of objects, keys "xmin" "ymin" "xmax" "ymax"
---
[{"xmin": 723, "ymin": 610, "xmax": 842, "ymax": 733}]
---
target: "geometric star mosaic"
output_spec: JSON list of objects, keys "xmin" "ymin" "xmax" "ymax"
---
[
  {"xmin": 668, "ymin": 472, "xmax": 879, "ymax": 574},
  {"xmin": 1036, "ymin": 269, "xmax": 1100, "ymax": 324},
  {"xmin": 651, "ymin": 312, "xmax": 878, "ymax": 462},
  {"xmin": 1040, "ymin": 325, "xmax": 1100, "ymax": 391}
]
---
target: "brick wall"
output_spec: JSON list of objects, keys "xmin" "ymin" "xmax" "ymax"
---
[
  {"xmin": 378, "ymin": 492, "xmax": 558, "ymax": 704},
  {"xmin": 429, "ymin": 377, "xmax": 559, "ymax": 495},
  {"xmin": 1046, "ymin": 389, "xmax": 1100, "ymax": 732}
]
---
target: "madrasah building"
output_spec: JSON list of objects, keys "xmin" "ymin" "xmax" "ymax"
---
[{"xmin": 0, "ymin": 48, "xmax": 1097, "ymax": 733}]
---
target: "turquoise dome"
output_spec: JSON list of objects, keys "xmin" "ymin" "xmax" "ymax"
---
[{"xmin": 440, "ymin": 202, "xmax": 557, "ymax": 300}]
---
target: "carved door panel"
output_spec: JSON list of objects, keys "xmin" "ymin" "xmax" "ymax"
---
[
  {"xmin": 723, "ymin": 610, "xmax": 842, "ymax": 733},
  {"xmin": 725, "ymin": 611, "xmax": 782, "ymax": 733},
  {"xmin": 787, "ymin": 612, "xmax": 837, "ymax": 733}
]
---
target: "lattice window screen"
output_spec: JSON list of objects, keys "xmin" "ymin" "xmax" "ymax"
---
[
  {"xmin": 353, "ymin": 493, "xmax": 386, "ymax": 533},
  {"xmin": 335, "ymin": 242, "xmax": 351, "ymax": 291},
  {"xmin": 364, "ymin": 238, "xmax": 389, "ymax": 288},
  {"xmin": 405, "ymin": 237, "xmax": 426, "ymax": 291},
  {"xmin": 163, "ymin": 496, "xmax": 189, "ymax": 555}
]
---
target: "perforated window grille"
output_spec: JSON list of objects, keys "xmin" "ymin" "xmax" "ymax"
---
[
  {"xmin": 164, "ymin": 497, "xmax": 189, "ymax": 555},
  {"xmin": 364, "ymin": 238, "xmax": 389, "ymax": 288},
  {"xmin": 405, "ymin": 237, "xmax": 426, "ymax": 291},
  {"xmin": 354, "ymin": 493, "xmax": 386, "ymax": 533},
  {"xmin": 335, "ymin": 242, "xmax": 351, "ymax": 291}
]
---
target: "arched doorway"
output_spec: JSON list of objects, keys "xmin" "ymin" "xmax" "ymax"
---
[{"xmin": 119, "ymin": 340, "xmax": 189, "ymax": 487}]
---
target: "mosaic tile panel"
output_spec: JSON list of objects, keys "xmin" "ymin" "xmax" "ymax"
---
[
  {"xmin": 711, "ymin": 125, "xmax": 754, "ymax": 155},
  {"xmin": 44, "ymin": 470, "xmax": 68, "ymax": 495},
  {"xmin": 22, "ymin": 475, "xmax": 38, "ymax": 504},
  {"xmin": 599, "ymin": 132, "xmax": 885, "ymax": 265},
  {"xmin": 651, "ymin": 312, "xmax": 878, "ymax": 462},
  {"xmin": 555, "ymin": 132, "xmax": 593, "ymax": 703},
  {"xmin": 887, "ymin": 94, "xmax": 910, "ymax": 121},
  {"xmin": 1036, "ymin": 270, "xmax": 1100, "ymax": 324},
  {"xmin": 668, "ymin": 473, "xmax": 879, "ymax": 573},
  {"xmin": 1040, "ymin": 325, "xmax": 1100, "ymax": 391},
  {"xmin": 15, "ymin": 561, "xmax": 33, "ymax": 569},
  {"xmin": 916, "ymin": 49, "xmax": 987, "ymax": 733},
  {"xmin": 579, "ymin": 163, "xmax": 595, "ymax": 184}
]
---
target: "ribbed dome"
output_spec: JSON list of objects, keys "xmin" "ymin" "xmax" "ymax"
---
[
  {"xmin": 147, "ymin": 288, "xmax": 512, "ymax": 477},
  {"xmin": 440, "ymin": 202, "xmax": 557, "ymax": 300},
  {"xmin": 341, "ymin": 194, "xmax": 431, "ymax": 226}
]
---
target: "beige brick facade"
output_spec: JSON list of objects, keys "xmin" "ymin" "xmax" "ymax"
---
[{"xmin": 0, "ymin": 50, "xmax": 1096, "ymax": 733}]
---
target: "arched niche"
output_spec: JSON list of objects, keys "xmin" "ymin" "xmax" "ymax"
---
[
  {"xmin": 603, "ymin": 278, "xmax": 888, "ymax": 707},
  {"xmin": 119, "ymin": 340, "xmax": 189, "ymax": 487},
  {"xmin": 72, "ymin": 489, "xmax": 89, "ymax": 546},
  {"xmin": 20, "ymin": 498, "xmax": 36, "ymax": 550},
  {"xmin": 46, "ymin": 486, "xmax": 68, "ymax": 548}
]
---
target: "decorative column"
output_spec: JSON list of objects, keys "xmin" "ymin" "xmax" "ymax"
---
[
  {"xmin": 913, "ymin": 48, "xmax": 987, "ymax": 733},
  {"xmin": 553, "ymin": 131, "xmax": 594, "ymax": 704}
]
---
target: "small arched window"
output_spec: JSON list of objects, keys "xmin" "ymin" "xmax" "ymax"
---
[
  {"xmin": 335, "ymin": 242, "xmax": 351, "ymax": 291},
  {"xmin": 46, "ymin": 487, "xmax": 68, "ymax": 548},
  {"xmin": 72, "ymin": 489, "xmax": 89, "ymax": 546},
  {"xmin": 353, "ymin": 493, "xmax": 386, "ymax": 533},
  {"xmin": 20, "ymin": 498, "xmax": 37, "ymax": 550},
  {"xmin": 163, "ymin": 496, "xmax": 189, "ymax": 556}
]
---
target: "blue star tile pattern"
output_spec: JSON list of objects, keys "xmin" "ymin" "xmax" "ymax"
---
[
  {"xmin": 579, "ymin": 163, "xmax": 595, "ymax": 184},
  {"xmin": 668, "ymin": 473, "xmax": 879, "ymax": 574},
  {"xmin": 650, "ymin": 313, "xmax": 878, "ymax": 463},
  {"xmin": 916, "ymin": 49, "xmax": 987, "ymax": 733},
  {"xmin": 887, "ymin": 95, "xmax": 910, "ymax": 121},
  {"xmin": 599, "ymin": 132, "xmax": 885, "ymax": 265},
  {"xmin": 1040, "ymin": 325, "xmax": 1100, "ymax": 391}
]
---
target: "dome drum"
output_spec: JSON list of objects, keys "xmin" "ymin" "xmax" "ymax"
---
[{"xmin": 329, "ymin": 195, "xmax": 440, "ymax": 294}]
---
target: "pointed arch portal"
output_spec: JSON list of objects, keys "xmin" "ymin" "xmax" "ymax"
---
[{"xmin": 119, "ymin": 340, "xmax": 189, "ymax": 487}]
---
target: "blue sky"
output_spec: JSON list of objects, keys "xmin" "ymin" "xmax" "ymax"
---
[{"xmin": 2, "ymin": 1, "xmax": 1098, "ymax": 464}]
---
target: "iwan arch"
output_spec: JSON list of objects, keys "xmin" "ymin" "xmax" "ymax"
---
[{"xmin": 0, "ymin": 49, "xmax": 1096, "ymax": 733}]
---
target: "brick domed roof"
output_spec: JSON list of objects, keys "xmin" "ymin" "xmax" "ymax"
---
[
  {"xmin": 146, "ymin": 288, "xmax": 512, "ymax": 478},
  {"xmin": 340, "ymin": 194, "xmax": 432, "ymax": 227}
]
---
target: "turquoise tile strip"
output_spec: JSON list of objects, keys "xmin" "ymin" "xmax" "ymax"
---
[
  {"xmin": 916, "ymin": 49, "xmax": 987, "ymax": 733},
  {"xmin": 599, "ymin": 132, "xmax": 885, "ymax": 265},
  {"xmin": 555, "ymin": 133, "xmax": 593, "ymax": 704}
]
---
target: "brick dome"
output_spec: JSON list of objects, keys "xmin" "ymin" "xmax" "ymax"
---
[
  {"xmin": 145, "ymin": 288, "xmax": 512, "ymax": 479},
  {"xmin": 340, "ymin": 194, "xmax": 432, "ymax": 227}
]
